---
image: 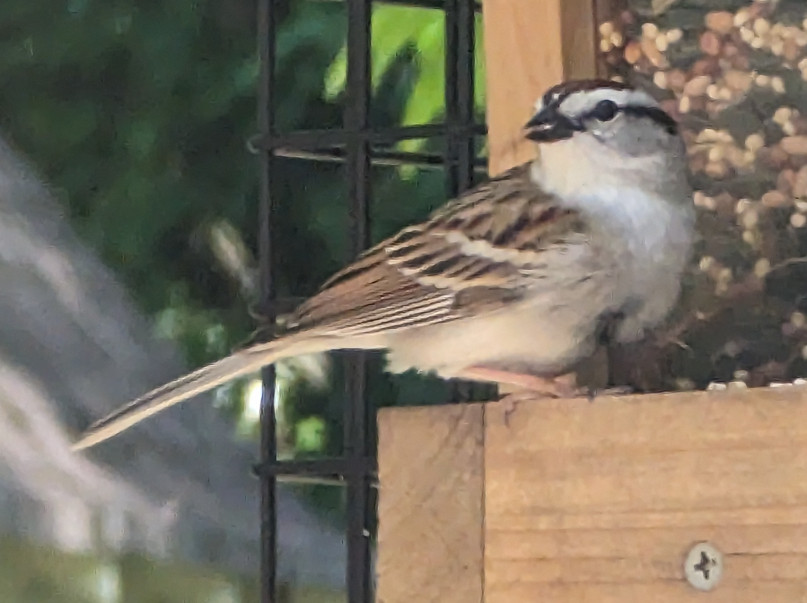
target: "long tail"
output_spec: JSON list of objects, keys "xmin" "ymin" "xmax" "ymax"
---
[{"xmin": 72, "ymin": 335, "xmax": 332, "ymax": 451}]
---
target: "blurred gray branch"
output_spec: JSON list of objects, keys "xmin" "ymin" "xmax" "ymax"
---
[{"xmin": 0, "ymin": 135, "xmax": 344, "ymax": 588}]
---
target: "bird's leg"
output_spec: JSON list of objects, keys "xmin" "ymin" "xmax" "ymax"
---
[
  {"xmin": 458, "ymin": 366, "xmax": 581, "ymax": 397},
  {"xmin": 457, "ymin": 367, "xmax": 583, "ymax": 425},
  {"xmin": 458, "ymin": 367, "xmax": 633, "ymax": 425}
]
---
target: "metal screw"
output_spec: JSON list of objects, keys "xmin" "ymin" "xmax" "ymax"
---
[{"xmin": 684, "ymin": 542, "xmax": 723, "ymax": 591}]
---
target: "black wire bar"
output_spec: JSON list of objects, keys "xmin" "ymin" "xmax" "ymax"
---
[
  {"xmin": 316, "ymin": 0, "xmax": 482, "ymax": 10},
  {"xmin": 444, "ymin": 0, "xmax": 476, "ymax": 196},
  {"xmin": 247, "ymin": 122, "xmax": 485, "ymax": 152},
  {"xmin": 273, "ymin": 146, "xmax": 487, "ymax": 170},
  {"xmin": 342, "ymin": 0, "xmax": 375, "ymax": 601},
  {"xmin": 255, "ymin": 0, "xmax": 481, "ymax": 601},
  {"xmin": 443, "ymin": 0, "xmax": 478, "ymax": 402},
  {"xmin": 256, "ymin": 0, "xmax": 278, "ymax": 601}
]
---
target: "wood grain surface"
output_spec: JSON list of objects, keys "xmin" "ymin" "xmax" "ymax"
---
[
  {"xmin": 377, "ymin": 403, "xmax": 485, "ymax": 603},
  {"xmin": 379, "ymin": 386, "xmax": 807, "ymax": 601}
]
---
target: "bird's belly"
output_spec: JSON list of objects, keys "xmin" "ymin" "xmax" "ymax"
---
[
  {"xmin": 611, "ymin": 240, "xmax": 690, "ymax": 343},
  {"xmin": 384, "ymin": 303, "xmax": 597, "ymax": 379}
]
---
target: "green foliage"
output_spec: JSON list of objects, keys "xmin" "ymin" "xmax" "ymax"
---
[
  {"xmin": 0, "ymin": 0, "xmax": 348, "ymax": 364},
  {"xmin": 0, "ymin": 0, "xmax": 488, "ymax": 518},
  {"xmin": 0, "ymin": 536, "xmax": 341, "ymax": 603},
  {"xmin": 295, "ymin": 415, "xmax": 327, "ymax": 453},
  {"xmin": 324, "ymin": 4, "xmax": 486, "ymax": 145}
]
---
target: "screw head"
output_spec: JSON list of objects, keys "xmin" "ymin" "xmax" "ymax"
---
[{"xmin": 684, "ymin": 541, "xmax": 723, "ymax": 591}]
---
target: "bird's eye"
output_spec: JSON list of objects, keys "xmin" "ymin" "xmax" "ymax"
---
[{"xmin": 590, "ymin": 99, "xmax": 619, "ymax": 121}]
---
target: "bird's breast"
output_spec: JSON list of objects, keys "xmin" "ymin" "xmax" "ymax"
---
[{"xmin": 592, "ymin": 189, "xmax": 695, "ymax": 341}]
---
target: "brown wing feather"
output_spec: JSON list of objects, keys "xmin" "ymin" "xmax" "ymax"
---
[
  {"xmin": 73, "ymin": 164, "xmax": 590, "ymax": 451},
  {"xmin": 287, "ymin": 163, "xmax": 588, "ymax": 337}
]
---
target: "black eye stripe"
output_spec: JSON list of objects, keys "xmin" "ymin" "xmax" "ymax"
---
[
  {"xmin": 582, "ymin": 104, "xmax": 678, "ymax": 135},
  {"xmin": 622, "ymin": 105, "xmax": 678, "ymax": 134},
  {"xmin": 623, "ymin": 105, "xmax": 678, "ymax": 134}
]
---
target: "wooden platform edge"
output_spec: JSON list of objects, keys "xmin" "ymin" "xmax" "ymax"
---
[
  {"xmin": 376, "ymin": 403, "xmax": 485, "ymax": 603},
  {"xmin": 378, "ymin": 386, "xmax": 807, "ymax": 603}
]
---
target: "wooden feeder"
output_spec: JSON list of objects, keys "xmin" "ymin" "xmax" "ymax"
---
[
  {"xmin": 378, "ymin": 389, "xmax": 807, "ymax": 602},
  {"xmin": 376, "ymin": 1, "xmax": 807, "ymax": 601}
]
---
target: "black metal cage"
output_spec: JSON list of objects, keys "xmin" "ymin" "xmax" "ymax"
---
[{"xmin": 253, "ymin": 0, "xmax": 483, "ymax": 601}]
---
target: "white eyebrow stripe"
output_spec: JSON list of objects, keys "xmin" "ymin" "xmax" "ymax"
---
[{"xmin": 558, "ymin": 88, "xmax": 658, "ymax": 118}]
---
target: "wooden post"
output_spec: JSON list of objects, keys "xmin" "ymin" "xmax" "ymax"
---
[
  {"xmin": 379, "ymin": 387, "xmax": 807, "ymax": 602},
  {"xmin": 483, "ymin": 0, "xmax": 608, "ymax": 393},
  {"xmin": 483, "ymin": 0, "xmax": 598, "ymax": 175},
  {"xmin": 376, "ymin": 405, "xmax": 485, "ymax": 603}
]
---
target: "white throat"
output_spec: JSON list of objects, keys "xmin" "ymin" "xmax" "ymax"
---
[
  {"xmin": 529, "ymin": 137, "xmax": 693, "ymax": 255},
  {"xmin": 532, "ymin": 137, "xmax": 642, "ymax": 197}
]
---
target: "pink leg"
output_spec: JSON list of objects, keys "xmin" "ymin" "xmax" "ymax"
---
[
  {"xmin": 458, "ymin": 367, "xmax": 633, "ymax": 426},
  {"xmin": 457, "ymin": 366, "xmax": 581, "ymax": 398},
  {"xmin": 458, "ymin": 367, "xmax": 585, "ymax": 426}
]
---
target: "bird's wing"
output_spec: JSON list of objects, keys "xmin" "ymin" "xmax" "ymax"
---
[
  {"xmin": 73, "ymin": 163, "xmax": 591, "ymax": 450},
  {"xmin": 288, "ymin": 162, "xmax": 589, "ymax": 338}
]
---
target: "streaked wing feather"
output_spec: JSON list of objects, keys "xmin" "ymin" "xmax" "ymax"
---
[
  {"xmin": 287, "ymin": 163, "xmax": 588, "ymax": 337},
  {"xmin": 73, "ymin": 164, "xmax": 589, "ymax": 451}
]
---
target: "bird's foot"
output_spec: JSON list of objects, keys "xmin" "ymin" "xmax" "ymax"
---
[
  {"xmin": 457, "ymin": 367, "xmax": 636, "ymax": 425},
  {"xmin": 458, "ymin": 367, "xmax": 586, "ymax": 426},
  {"xmin": 498, "ymin": 390, "xmax": 535, "ymax": 426},
  {"xmin": 496, "ymin": 383, "xmax": 634, "ymax": 425},
  {"xmin": 584, "ymin": 384, "xmax": 634, "ymax": 401}
]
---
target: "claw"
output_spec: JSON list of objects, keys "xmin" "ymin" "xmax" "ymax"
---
[
  {"xmin": 498, "ymin": 390, "xmax": 537, "ymax": 426},
  {"xmin": 585, "ymin": 385, "xmax": 634, "ymax": 402}
]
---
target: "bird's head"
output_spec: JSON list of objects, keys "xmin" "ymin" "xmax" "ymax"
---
[{"xmin": 524, "ymin": 79, "xmax": 688, "ymax": 197}]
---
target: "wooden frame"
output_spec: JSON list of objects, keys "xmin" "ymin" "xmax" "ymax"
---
[
  {"xmin": 376, "ymin": 1, "xmax": 807, "ymax": 601},
  {"xmin": 378, "ymin": 389, "xmax": 807, "ymax": 602},
  {"xmin": 482, "ymin": 0, "xmax": 598, "ymax": 174}
]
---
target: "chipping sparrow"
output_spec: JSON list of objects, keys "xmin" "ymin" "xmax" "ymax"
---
[{"xmin": 74, "ymin": 79, "xmax": 694, "ymax": 450}]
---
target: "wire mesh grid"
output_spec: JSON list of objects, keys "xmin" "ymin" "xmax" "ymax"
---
[{"xmin": 253, "ymin": 0, "xmax": 483, "ymax": 600}]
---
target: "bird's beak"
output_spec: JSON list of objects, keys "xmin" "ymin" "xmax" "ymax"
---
[{"xmin": 523, "ymin": 106, "xmax": 582, "ymax": 143}]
